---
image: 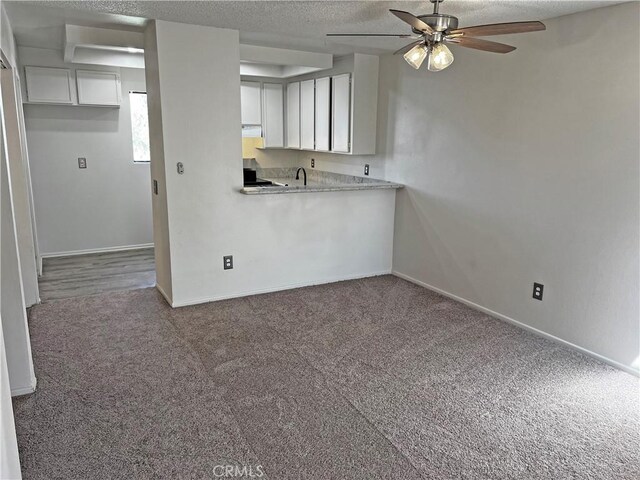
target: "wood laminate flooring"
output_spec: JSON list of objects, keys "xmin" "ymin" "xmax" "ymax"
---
[{"xmin": 38, "ymin": 248, "xmax": 156, "ymax": 302}]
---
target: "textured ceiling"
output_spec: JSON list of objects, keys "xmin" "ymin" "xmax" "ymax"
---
[{"xmin": 5, "ymin": 0, "xmax": 625, "ymax": 54}]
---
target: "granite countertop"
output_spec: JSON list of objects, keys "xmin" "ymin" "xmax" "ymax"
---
[{"xmin": 241, "ymin": 168, "xmax": 403, "ymax": 195}]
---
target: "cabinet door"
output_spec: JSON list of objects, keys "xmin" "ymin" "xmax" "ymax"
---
[
  {"xmin": 300, "ymin": 79, "xmax": 315, "ymax": 150},
  {"xmin": 240, "ymin": 81, "xmax": 262, "ymax": 125},
  {"xmin": 286, "ymin": 82, "xmax": 300, "ymax": 148},
  {"xmin": 76, "ymin": 70, "xmax": 121, "ymax": 106},
  {"xmin": 262, "ymin": 83, "xmax": 284, "ymax": 147},
  {"xmin": 331, "ymin": 73, "xmax": 351, "ymax": 153},
  {"xmin": 24, "ymin": 66, "xmax": 73, "ymax": 104},
  {"xmin": 314, "ymin": 77, "xmax": 330, "ymax": 151}
]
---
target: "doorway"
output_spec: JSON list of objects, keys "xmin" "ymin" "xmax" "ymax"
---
[{"xmin": 19, "ymin": 60, "xmax": 155, "ymax": 302}]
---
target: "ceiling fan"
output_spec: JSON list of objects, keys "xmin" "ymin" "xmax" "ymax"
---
[{"xmin": 327, "ymin": 0, "xmax": 546, "ymax": 72}]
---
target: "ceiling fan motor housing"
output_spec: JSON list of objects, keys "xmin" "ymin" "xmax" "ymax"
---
[{"xmin": 413, "ymin": 14, "xmax": 459, "ymax": 35}]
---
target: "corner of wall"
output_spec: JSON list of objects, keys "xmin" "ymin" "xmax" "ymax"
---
[
  {"xmin": 0, "ymin": 3, "xmax": 17, "ymax": 69},
  {"xmin": 144, "ymin": 20, "xmax": 173, "ymax": 303}
]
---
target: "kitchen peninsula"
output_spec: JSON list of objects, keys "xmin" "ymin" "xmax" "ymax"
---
[{"xmin": 241, "ymin": 167, "xmax": 402, "ymax": 195}]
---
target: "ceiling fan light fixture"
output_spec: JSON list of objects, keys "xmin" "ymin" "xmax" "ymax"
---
[
  {"xmin": 403, "ymin": 43, "xmax": 428, "ymax": 69},
  {"xmin": 327, "ymin": 1, "xmax": 546, "ymax": 71},
  {"xmin": 427, "ymin": 42, "xmax": 454, "ymax": 71}
]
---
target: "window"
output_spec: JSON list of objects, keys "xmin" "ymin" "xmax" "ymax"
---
[{"xmin": 129, "ymin": 91, "xmax": 150, "ymax": 162}]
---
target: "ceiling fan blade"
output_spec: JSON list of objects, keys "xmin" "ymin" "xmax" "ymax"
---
[
  {"xmin": 326, "ymin": 33, "xmax": 415, "ymax": 38},
  {"xmin": 389, "ymin": 9, "xmax": 434, "ymax": 35},
  {"xmin": 448, "ymin": 21, "xmax": 545, "ymax": 37},
  {"xmin": 446, "ymin": 36, "xmax": 516, "ymax": 54},
  {"xmin": 393, "ymin": 40, "xmax": 424, "ymax": 56}
]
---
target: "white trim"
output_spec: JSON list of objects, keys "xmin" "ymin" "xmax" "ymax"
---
[
  {"xmin": 40, "ymin": 243, "xmax": 153, "ymax": 259},
  {"xmin": 169, "ymin": 270, "xmax": 392, "ymax": 308},
  {"xmin": 11, "ymin": 376, "xmax": 36, "ymax": 397},
  {"xmin": 392, "ymin": 271, "xmax": 639, "ymax": 377}
]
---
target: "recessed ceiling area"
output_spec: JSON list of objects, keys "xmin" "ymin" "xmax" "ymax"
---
[
  {"xmin": 64, "ymin": 25, "xmax": 145, "ymax": 68},
  {"xmin": 5, "ymin": 0, "xmax": 626, "ymax": 54},
  {"xmin": 3, "ymin": 2, "xmax": 146, "ymax": 50}
]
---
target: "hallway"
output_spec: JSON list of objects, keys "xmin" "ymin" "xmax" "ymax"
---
[{"xmin": 38, "ymin": 249, "xmax": 155, "ymax": 302}]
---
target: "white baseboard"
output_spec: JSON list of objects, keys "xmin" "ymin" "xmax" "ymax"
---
[
  {"xmin": 41, "ymin": 243, "xmax": 154, "ymax": 259},
  {"xmin": 392, "ymin": 271, "xmax": 639, "ymax": 377},
  {"xmin": 169, "ymin": 270, "xmax": 392, "ymax": 308},
  {"xmin": 11, "ymin": 377, "xmax": 37, "ymax": 397}
]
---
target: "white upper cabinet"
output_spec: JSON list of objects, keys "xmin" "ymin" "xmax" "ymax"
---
[
  {"xmin": 24, "ymin": 66, "xmax": 73, "ymax": 104},
  {"xmin": 314, "ymin": 77, "xmax": 330, "ymax": 152},
  {"xmin": 300, "ymin": 79, "xmax": 315, "ymax": 150},
  {"xmin": 286, "ymin": 82, "xmax": 300, "ymax": 148},
  {"xmin": 76, "ymin": 70, "xmax": 121, "ymax": 106},
  {"xmin": 240, "ymin": 81, "xmax": 262, "ymax": 125},
  {"xmin": 24, "ymin": 66, "xmax": 124, "ymax": 107},
  {"xmin": 331, "ymin": 73, "xmax": 351, "ymax": 153},
  {"xmin": 262, "ymin": 83, "xmax": 284, "ymax": 148},
  {"xmin": 282, "ymin": 53, "xmax": 378, "ymax": 155}
]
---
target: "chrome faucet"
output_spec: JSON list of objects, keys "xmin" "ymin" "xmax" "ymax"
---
[{"xmin": 296, "ymin": 167, "xmax": 307, "ymax": 186}]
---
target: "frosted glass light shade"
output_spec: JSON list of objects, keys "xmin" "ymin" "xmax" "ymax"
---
[
  {"xmin": 427, "ymin": 43, "xmax": 454, "ymax": 72},
  {"xmin": 403, "ymin": 44, "xmax": 428, "ymax": 69}
]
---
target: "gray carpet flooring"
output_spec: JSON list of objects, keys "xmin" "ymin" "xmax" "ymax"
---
[{"xmin": 13, "ymin": 275, "xmax": 640, "ymax": 479}]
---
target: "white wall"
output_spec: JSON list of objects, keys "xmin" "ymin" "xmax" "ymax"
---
[
  {"xmin": 146, "ymin": 21, "xmax": 396, "ymax": 307},
  {"xmin": 373, "ymin": 3, "xmax": 640, "ymax": 372},
  {"xmin": 20, "ymin": 47, "xmax": 152, "ymax": 256},
  {"xmin": 0, "ymin": 3, "xmax": 16, "ymax": 69},
  {"xmin": 1, "ymin": 68, "xmax": 38, "ymax": 307},
  {"xmin": 296, "ymin": 4, "xmax": 639, "ymax": 374},
  {"xmin": 0, "ymin": 6, "xmax": 27, "ymax": 477},
  {"xmin": 0, "ymin": 320, "xmax": 21, "ymax": 480},
  {"xmin": 1, "ymin": 98, "xmax": 36, "ymax": 395},
  {"xmin": 0, "ymin": 16, "xmax": 23, "ymax": 469},
  {"xmin": 143, "ymin": 21, "xmax": 172, "ymax": 301}
]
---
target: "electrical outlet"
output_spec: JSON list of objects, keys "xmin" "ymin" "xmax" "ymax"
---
[
  {"xmin": 78, "ymin": 157, "xmax": 87, "ymax": 169},
  {"xmin": 311, "ymin": 158, "xmax": 315, "ymax": 168},
  {"xmin": 223, "ymin": 255, "xmax": 233, "ymax": 270},
  {"xmin": 364, "ymin": 164, "xmax": 370, "ymax": 176},
  {"xmin": 533, "ymin": 283, "xmax": 544, "ymax": 301}
]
